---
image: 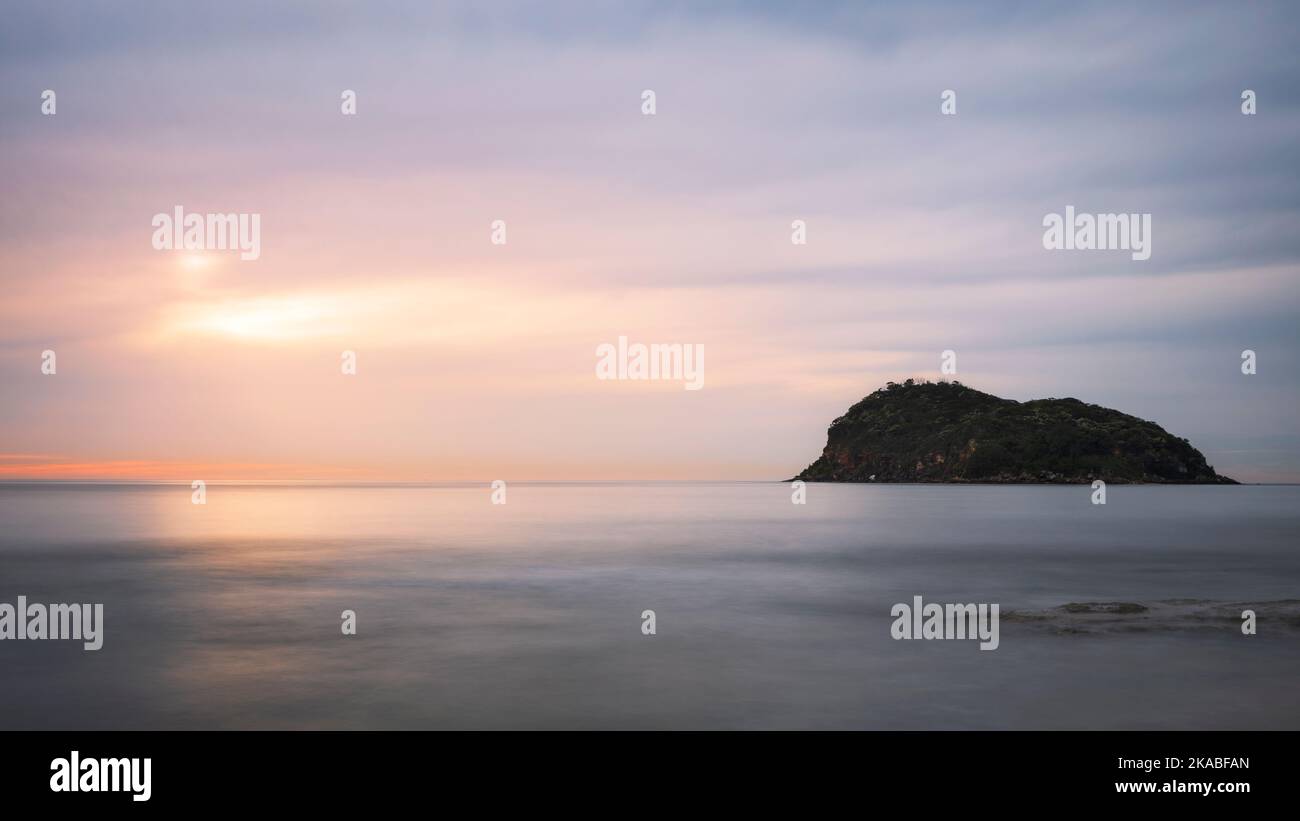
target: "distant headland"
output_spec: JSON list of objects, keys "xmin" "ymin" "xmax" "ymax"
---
[{"xmin": 793, "ymin": 380, "xmax": 1235, "ymax": 484}]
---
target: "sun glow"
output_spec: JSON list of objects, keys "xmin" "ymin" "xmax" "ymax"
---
[
  {"xmin": 187, "ymin": 297, "xmax": 342, "ymax": 341},
  {"xmin": 150, "ymin": 279, "xmax": 611, "ymax": 347}
]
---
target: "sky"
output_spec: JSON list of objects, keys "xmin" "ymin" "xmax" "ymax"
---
[{"xmin": 1, "ymin": 1, "xmax": 1298, "ymax": 481}]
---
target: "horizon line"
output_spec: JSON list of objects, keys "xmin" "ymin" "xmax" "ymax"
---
[{"xmin": 1, "ymin": 479, "xmax": 1294, "ymax": 487}]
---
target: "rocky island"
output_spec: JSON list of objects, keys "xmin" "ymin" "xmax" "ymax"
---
[{"xmin": 794, "ymin": 380, "xmax": 1235, "ymax": 484}]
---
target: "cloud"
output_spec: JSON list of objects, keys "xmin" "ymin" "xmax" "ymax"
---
[{"xmin": 1, "ymin": 1, "xmax": 1297, "ymax": 480}]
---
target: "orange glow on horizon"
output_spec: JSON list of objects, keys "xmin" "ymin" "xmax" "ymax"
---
[{"xmin": 0, "ymin": 457, "xmax": 380, "ymax": 482}]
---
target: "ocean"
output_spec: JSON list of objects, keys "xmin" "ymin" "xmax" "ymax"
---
[{"xmin": 0, "ymin": 482, "xmax": 1296, "ymax": 729}]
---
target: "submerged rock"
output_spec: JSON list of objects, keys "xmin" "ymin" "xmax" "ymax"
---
[{"xmin": 1001, "ymin": 599, "xmax": 1300, "ymax": 634}]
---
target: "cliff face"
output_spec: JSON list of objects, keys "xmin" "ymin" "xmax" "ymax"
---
[{"xmin": 794, "ymin": 380, "xmax": 1235, "ymax": 484}]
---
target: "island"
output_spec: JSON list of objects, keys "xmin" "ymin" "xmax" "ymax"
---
[{"xmin": 793, "ymin": 379, "xmax": 1235, "ymax": 484}]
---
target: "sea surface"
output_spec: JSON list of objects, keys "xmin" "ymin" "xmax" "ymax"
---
[{"xmin": 0, "ymin": 482, "xmax": 1296, "ymax": 729}]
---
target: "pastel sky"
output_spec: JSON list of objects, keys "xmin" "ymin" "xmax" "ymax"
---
[{"xmin": 2, "ymin": 1, "xmax": 1298, "ymax": 481}]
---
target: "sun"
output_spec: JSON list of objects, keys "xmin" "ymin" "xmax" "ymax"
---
[{"xmin": 180, "ymin": 253, "xmax": 210, "ymax": 270}]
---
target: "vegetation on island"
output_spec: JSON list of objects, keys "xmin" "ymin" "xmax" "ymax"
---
[{"xmin": 793, "ymin": 380, "xmax": 1235, "ymax": 484}]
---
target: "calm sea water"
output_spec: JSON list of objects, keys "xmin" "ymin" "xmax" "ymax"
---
[{"xmin": 0, "ymin": 482, "xmax": 1296, "ymax": 729}]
